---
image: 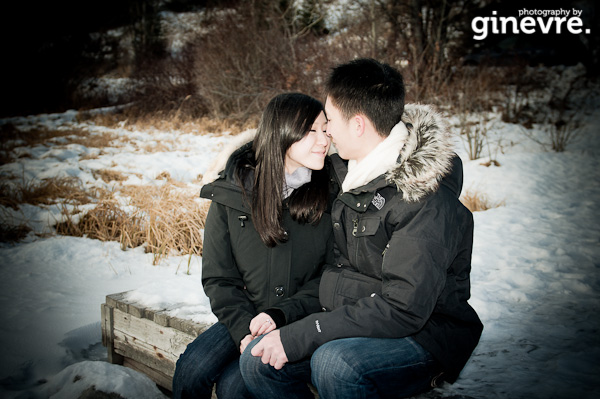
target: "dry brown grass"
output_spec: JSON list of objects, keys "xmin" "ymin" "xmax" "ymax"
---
[
  {"xmin": 65, "ymin": 131, "xmax": 118, "ymax": 148},
  {"xmin": 93, "ymin": 169, "xmax": 128, "ymax": 183},
  {"xmin": 460, "ymin": 189, "xmax": 504, "ymax": 213},
  {"xmin": 0, "ymin": 125, "xmax": 82, "ymax": 152},
  {"xmin": 0, "ymin": 177, "xmax": 94, "ymax": 209},
  {"xmin": 79, "ymin": 108, "xmax": 254, "ymax": 136},
  {"xmin": 1, "ymin": 124, "xmax": 119, "ymax": 160},
  {"xmin": 57, "ymin": 183, "xmax": 210, "ymax": 265},
  {"xmin": 123, "ymin": 114, "xmax": 254, "ymax": 136},
  {"xmin": 56, "ymin": 200, "xmax": 135, "ymax": 243}
]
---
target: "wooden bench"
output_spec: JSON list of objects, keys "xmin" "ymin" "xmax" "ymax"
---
[
  {"xmin": 101, "ymin": 292, "xmax": 213, "ymax": 392},
  {"xmin": 102, "ymin": 292, "xmax": 322, "ymax": 397}
]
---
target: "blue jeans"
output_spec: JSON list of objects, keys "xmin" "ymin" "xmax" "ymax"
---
[
  {"xmin": 172, "ymin": 322, "xmax": 252, "ymax": 399},
  {"xmin": 240, "ymin": 335, "xmax": 439, "ymax": 399}
]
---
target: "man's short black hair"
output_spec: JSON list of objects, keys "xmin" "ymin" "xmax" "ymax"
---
[{"xmin": 325, "ymin": 58, "xmax": 405, "ymax": 137}]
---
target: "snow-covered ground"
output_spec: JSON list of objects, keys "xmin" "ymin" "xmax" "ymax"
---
[{"xmin": 0, "ymin": 98, "xmax": 599, "ymax": 398}]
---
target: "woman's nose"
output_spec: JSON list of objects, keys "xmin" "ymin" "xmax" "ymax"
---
[{"xmin": 317, "ymin": 130, "xmax": 329, "ymax": 145}]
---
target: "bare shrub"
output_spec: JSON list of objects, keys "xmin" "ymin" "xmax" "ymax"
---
[
  {"xmin": 546, "ymin": 119, "xmax": 581, "ymax": 153},
  {"xmin": 457, "ymin": 114, "xmax": 486, "ymax": 161},
  {"xmin": 461, "ymin": 189, "xmax": 504, "ymax": 213},
  {"xmin": 444, "ymin": 67, "xmax": 505, "ymax": 161},
  {"xmin": 184, "ymin": 2, "xmax": 333, "ymax": 125},
  {"xmin": 522, "ymin": 66, "xmax": 588, "ymax": 152},
  {"xmin": 126, "ymin": 56, "xmax": 207, "ymax": 126}
]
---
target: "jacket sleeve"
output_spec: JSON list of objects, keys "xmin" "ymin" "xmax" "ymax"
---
[
  {"xmin": 281, "ymin": 194, "xmax": 458, "ymax": 362},
  {"xmin": 270, "ymin": 230, "xmax": 335, "ymax": 325},
  {"xmin": 201, "ymin": 201, "xmax": 257, "ymax": 346}
]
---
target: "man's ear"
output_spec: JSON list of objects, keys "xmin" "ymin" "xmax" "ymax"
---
[{"xmin": 353, "ymin": 114, "xmax": 366, "ymax": 137}]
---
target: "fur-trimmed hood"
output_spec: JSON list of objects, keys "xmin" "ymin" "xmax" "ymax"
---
[
  {"xmin": 201, "ymin": 129, "xmax": 256, "ymax": 186},
  {"xmin": 387, "ymin": 103, "xmax": 455, "ymax": 202}
]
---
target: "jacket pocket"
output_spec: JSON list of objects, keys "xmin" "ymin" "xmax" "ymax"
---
[
  {"xmin": 320, "ymin": 267, "xmax": 382, "ymax": 310},
  {"xmin": 352, "ymin": 217, "xmax": 380, "ymax": 237}
]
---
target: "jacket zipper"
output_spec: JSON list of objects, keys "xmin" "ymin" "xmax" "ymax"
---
[{"xmin": 382, "ymin": 243, "xmax": 390, "ymax": 257}]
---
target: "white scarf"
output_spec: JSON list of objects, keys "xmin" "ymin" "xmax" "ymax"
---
[
  {"xmin": 283, "ymin": 166, "xmax": 312, "ymax": 199},
  {"xmin": 342, "ymin": 121, "xmax": 408, "ymax": 192}
]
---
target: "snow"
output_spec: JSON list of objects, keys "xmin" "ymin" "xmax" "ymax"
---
[{"xmin": 1, "ymin": 100, "xmax": 599, "ymax": 399}]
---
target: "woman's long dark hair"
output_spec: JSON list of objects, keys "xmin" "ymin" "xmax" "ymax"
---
[{"xmin": 238, "ymin": 93, "xmax": 330, "ymax": 247}]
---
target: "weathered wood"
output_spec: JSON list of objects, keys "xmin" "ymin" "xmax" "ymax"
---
[
  {"xmin": 102, "ymin": 291, "xmax": 214, "ymax": 392},
  {"xmin": 114, "ymin": 329, "xmax": 178, "ymax": 376},
  {"xmin": 113, "ymin": 308, "xmax": 194, "ymax": 356},
  {"xmin": 101, "ymin": 302, "xmax": 124, "ymax": 365},
  {"xmin": 123, "ymin": 357, "xmax": 174, "ymax": 392}
]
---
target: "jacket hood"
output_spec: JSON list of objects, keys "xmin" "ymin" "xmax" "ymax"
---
[
  {"xmin": 201, "ymin": 129, "xmax": 256, "ymax": 186},
  {"xmin": 386, "ymin": 103, "xmax": 456, "ymax": 202}
]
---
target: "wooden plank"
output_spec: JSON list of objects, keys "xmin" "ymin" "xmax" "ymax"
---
[
  {"xmin": 101, "ymin": 303, "xmax": 108, "ymax": 347},
  {"xmin": 114, "ymin": 329, "xmax": 177, "ymax": 376},
  {"xmin": 103, "ymin": 291, "xmax": 218, "ymax": 394},
  {"xmin": 169, "ymin": 315, "xmax": 211, "ymax": 337},
  {"xmin": 123, "ymin": 357, "xmax": 174, "ymax": 391},
  {"xmin": 105, "ymin": 292, "xmax": 127, "ymax": 309},
  {"xmin": 101, "ymin": 302, "xmax": 124, "ymax": 364},
  {"xmin": 113, "ymin": 309, "xmax": 195, "ymax": 355}
]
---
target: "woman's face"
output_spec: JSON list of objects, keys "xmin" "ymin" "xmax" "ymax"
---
[{"xmin": 285, "ymin": 111, "xmax": 330, "ymax": 174}]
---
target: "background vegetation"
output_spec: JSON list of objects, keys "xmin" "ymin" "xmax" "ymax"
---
[
  {"xmin": 1, "ymin": 0, "xmax": 598, "ymax": 257},
  {"xmin": 1, "ymin": 0, "xmax": 597, "ymax": 122}
]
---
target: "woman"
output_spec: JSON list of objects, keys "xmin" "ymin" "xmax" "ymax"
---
[{"xmin": 172, "ymin": 93, "xmax": 334, "ymax": 399}]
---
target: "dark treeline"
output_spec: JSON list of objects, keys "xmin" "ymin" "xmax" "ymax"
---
[{"xmin": 0, "ymin": 0, "xmax": 597, "ymax": 120}]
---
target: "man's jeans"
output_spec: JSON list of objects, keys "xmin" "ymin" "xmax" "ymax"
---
[
  {"xmin": 240, "ymin": 335, "xmax": 439, "ymax": 399},
  {"xmin": 172, "ymin": 322, "xmax": 252, "ymax": 399}
]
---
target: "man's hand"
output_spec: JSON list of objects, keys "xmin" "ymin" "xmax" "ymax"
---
[
  {"xmin": 250, "ymin": 330, "xmax": 289, "ymax": 370},
  {"xmin": 249, "ymin": 312, "xmax": 276, "ymax": 337},
  {"xmin": 240, "ymin": 334, "xmax": 254, "ymax": 354}
]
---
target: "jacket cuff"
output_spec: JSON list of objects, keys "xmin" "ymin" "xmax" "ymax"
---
[{"xmin": 263, "ymin": 308, "xmax": 286, "ymax": 328}]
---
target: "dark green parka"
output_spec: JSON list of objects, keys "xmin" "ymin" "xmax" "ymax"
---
[
  {"xmin": 200, "ymin": 141, "xmax": 335, "ymax": 346},
  {"xmin": 280, "ymin": 104, "xmax": 483, "ymax": 383}
]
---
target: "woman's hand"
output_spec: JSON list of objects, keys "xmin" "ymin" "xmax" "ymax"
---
[
  {"xmin": 249, "ymin": 312, "xmax": 276, "ymax": 337},
  {"xmin": 240, "ymin": 334, "xmax": 254, "ymax": 354}
]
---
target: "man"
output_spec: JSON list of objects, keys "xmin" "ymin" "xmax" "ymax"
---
[{"xmin": 239, "ymin": 58, "xmax": 483, "ymax": 399}]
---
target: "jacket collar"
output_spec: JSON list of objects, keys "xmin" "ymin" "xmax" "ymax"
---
[{"xmin": 333, "ymin": 103, "xmax": 456, "ymax": 202}]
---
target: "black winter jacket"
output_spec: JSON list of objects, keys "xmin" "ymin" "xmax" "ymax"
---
[
  {"xmin": 280, "ymin": 104, "xmax": 483, "ymax": 383},
  {"xmin": 200, "ymin": 142, "xmax": 335, "ymax": 346}
]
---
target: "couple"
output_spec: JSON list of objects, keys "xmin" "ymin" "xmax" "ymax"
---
[{"xmin": 173, "ymin": 58, "xmax": 483, "ymax": 399}]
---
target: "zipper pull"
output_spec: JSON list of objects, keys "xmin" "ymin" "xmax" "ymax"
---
[
  {"xmin": 382, "ymin": 244, "xmax": 390, "ymax": 257},
  {"xmin": 352, "ymin": 218, "xmax": 358, "ymax": 237},
  {"xmin": 238, "ymin": 215, "xmax": 247, "ymax": 227}
]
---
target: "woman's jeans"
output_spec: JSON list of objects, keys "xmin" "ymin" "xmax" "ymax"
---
[
  {"xmin": 240, "ymin": 335, "xmax": 439, "ymax": 399},
  {"xmin": 172, "ymin": 322, "xmax": 252, "ymax": 399}
]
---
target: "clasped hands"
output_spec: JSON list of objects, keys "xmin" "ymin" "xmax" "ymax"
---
[{"xmin": 239, "ymin": 312, "xmax": 289, "ymax": 370}]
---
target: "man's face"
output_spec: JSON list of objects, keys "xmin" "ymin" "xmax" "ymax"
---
[{"xmin": 324, "ymin": 96, "xmax": 353, "ymax": 160}]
